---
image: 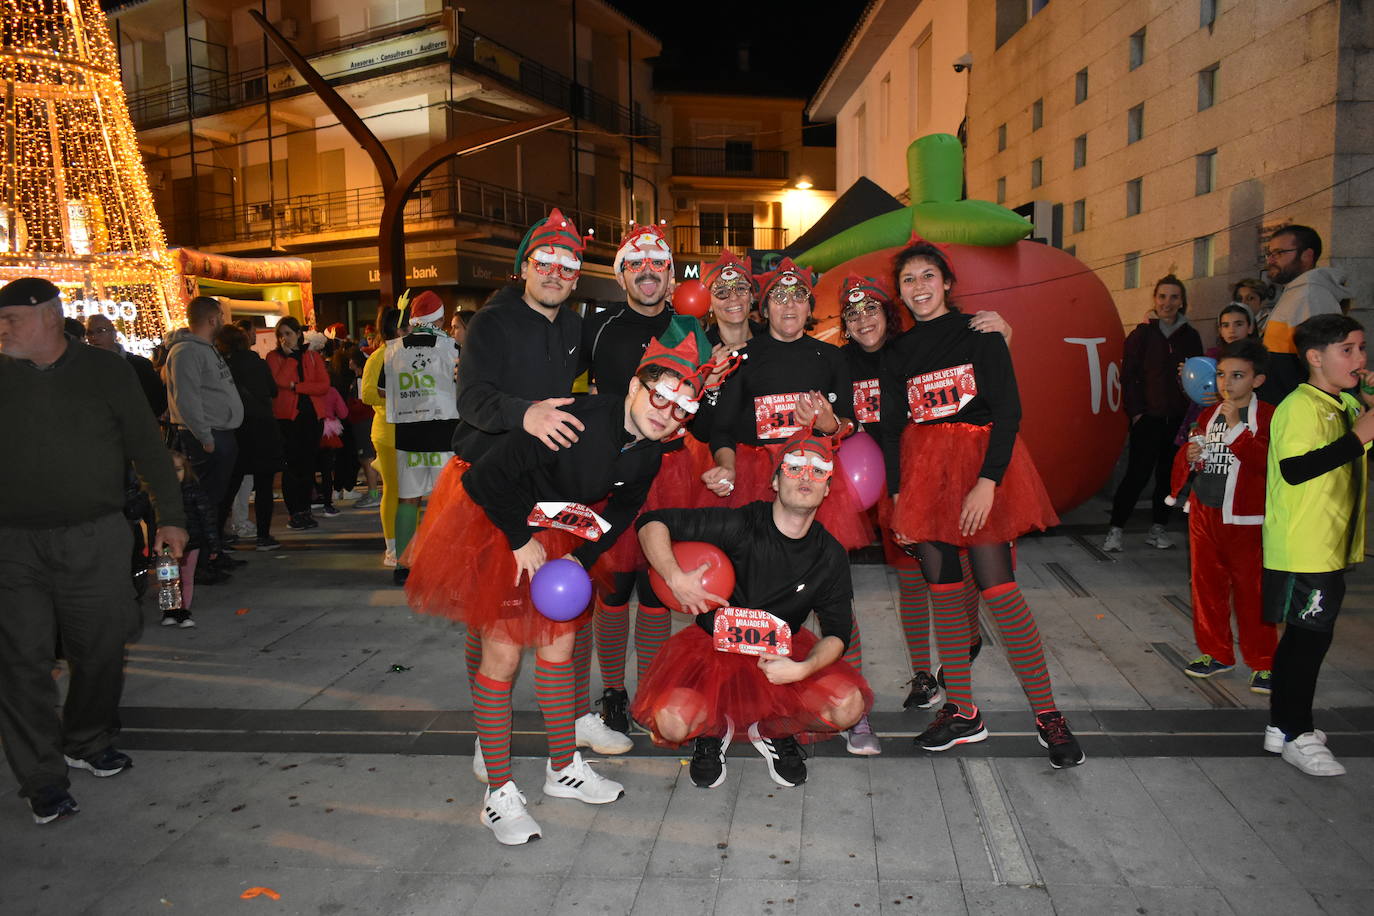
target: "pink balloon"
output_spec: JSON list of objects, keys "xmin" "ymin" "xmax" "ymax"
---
[{"xmin": 838, "ymin": 431, "xmax": 884, "ymax": 510}]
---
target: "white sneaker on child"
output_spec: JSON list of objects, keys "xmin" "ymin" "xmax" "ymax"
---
[
  {"xmin": 178, "ymin": 617, "xmax": 196, "ymax": 629},
  {"xmin": 481, "ymin": 782, "xmax": 541, "ymax": 845},
  {"xmin": 1144, "ymin": 524, "xmax": 1174, "ymax": 549},
  {"xmin": 543, "ymin": 751, "xmax": 625, "ymax": 804},
  {"xmin": 1281, "ymin": 732, "xmax": 1345, "ymax": 776},
  {"xmin": 1101, "ymin": 527, "xmax": 1124, "ymax": 552},
  {"xmin": 1263, "ymin": 725, "xmax": 1327, "ymax": 754}
]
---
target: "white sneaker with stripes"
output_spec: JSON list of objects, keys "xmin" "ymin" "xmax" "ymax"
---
[
  {"xmin": 542, "ymin": 751, "xmax": 624, "ymax": 804},
  {"xmin": 481, "ymin": 781, "xmax": 541, "ymax": 845}
]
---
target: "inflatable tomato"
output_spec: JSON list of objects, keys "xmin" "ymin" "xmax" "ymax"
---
[{"xmin": 798, "ymin": 135, "xmax": 1126, "ymax": 513}]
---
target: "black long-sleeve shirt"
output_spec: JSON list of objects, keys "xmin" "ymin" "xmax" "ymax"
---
[
  {"xmin": 636, "ymin": 501, "xmax": 854, "ymax": 651},
  {"xmin": 451, "ymin": 285, "xmax": 582, "ymax": 461},
  {"xmin": 709, "ymin": 332, "xmax": 853, "ymax": 452},
  {"xmin": 461, "ymin": 394, "xmax": 662, "ymax": 568},
  {"xmin": 879, "ymin": 310, "xmax": 1020, "ymax": 492},
  {"xmin": 581, "ymin": 302, "xmax": 674, "ymax": 396}
]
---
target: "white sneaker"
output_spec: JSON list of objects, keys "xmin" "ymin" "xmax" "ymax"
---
[
  {"xmin": 339, "ymin": 489, "xmax": 363, "ymax": 502},
  {"xmin": 178, "ymin": 616, "xmax": 197, "ymax": 629},
  {"xmin": 575, "ymin": 712, "xmax": 632, "ymax": 755},
  {"xmin": 842, "ymin": 714, "xmax": 882, "ymax": 756},
  {"xmin": 382, "ymin": 548, "xmax": 397, "ymax": 568},
  {"xmin": 1280, "ymin": 732, "xmax": 1345, "ymax": 776},
  {"xmin": 543, "ymin": 751, "xmax": 624, "ymax": 804},
  {"xmin": 1101, "ymin": 526, "xmax": 1124, "ymax": 552},
  {"xmin": 480, "ymin": 781, "xmax": 541, "ymax": 845},
  {"xmin": 473, "ymin": 739, "xmax": 488, "ymax": 783},
  {"xmin": 1263, "ymin": 725, "xmax": 1326, "ymax": 754},
  {"xmin": 1144, "ymin": 524, "xmax": 1174, "ymax": 549},
  {"xmin": 232, "ymin": 522, "xmax": 257, "ymax": 538}
]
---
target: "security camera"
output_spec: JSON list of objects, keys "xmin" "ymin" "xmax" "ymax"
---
[{"xmin": 952, "ymin": 53, "xmax": 972, "ymax": 73}]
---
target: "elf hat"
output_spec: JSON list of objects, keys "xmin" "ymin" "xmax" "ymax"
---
[
  {"xmin": 702, "ymin": 249, "xmax": 753, "ymax": 291},
  {"xmin": 614, "ymin": 222, "xmax": 673, "ymax": 274},
  {"xmin": 512, "ymin": 208, "xmax": 588, "ymax": 274},
  {"xmin": 840, "ymin": 274, "xmax": 893, "ymax": 308},
  {"xmin": 757, "ymin": 257, "xmax": 815, "ymax": 302},
  {"xmin": 637, "ymin": 315, "xmax": 711, "ymax": 379}
]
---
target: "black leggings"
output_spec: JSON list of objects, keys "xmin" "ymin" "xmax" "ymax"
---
[
  {"xmin": 1271, "ymin": 623, "xmax": 1334, "ymax": 740},
  {"xmin": 279, "ymin": 416, "xmax": 321, "ymax": 515},
  {"xmin": 913, "ymin": 541, "xmax": 1015, "ymax": 589},
  {"xmin": 1110, "ymin": 415, "xmax": 1182, "ymax": 527},
  {"xmin": 603, "ymin": 569, "xmax": 665, "ymax": 608}
]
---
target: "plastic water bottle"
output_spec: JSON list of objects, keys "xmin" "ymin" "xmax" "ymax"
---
[{"xmin": 155, "ymin": 548, "xmax": 182, "ymax": 611}]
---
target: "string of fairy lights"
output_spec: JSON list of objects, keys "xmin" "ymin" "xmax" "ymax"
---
[{"xmin": 1, "ymin": 0, "xmax": 182, "ymax": 347}]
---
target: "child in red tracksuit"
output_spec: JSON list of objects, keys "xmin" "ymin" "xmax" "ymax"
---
[{"xmin": 1166, "ymin": 339, "xmax": 1277, "ymax": 691}]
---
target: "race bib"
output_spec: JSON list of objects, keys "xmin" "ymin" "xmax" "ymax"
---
[
  {"xmin": 754, "ymin": 392, "xmax": 804, "ymax": 440},
  {"xmin": 906, "ymin": 364, "xmax": 977, "ymax": 423},
  {"xmin": 713, "ymin": 607, "xmax": 793, "ymax": 657},
  {"xmin": 526, "ymin": 502, "xmax": 610, "ymax": 541},
  {"xmin": 853, "ymin": 378, "xmax": 880, "ymax": 424}
]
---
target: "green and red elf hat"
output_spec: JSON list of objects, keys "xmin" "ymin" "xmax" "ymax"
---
[
  {"xmin": 614, "ymin": 222, "xmax": 673, "ymax": 273},
  {"xmin": 512, "ymin": 208, "xmax": 589, "ymax": 273},
  {"xmin": 757, "ymin": 257, "xmax": 815, "ymax": 302},
  {"xmin": 702, "ymin": 249, "xmax": 753, "ymax": 290},
  {"xmin": 773, "ymin": 418, "xmax": 855, "ymax": 475},
  {"xmin": 637, "ymin": 315, "xmax": 742, "ymax": 399},
  {"xmin": 840, "ymin": 274, "xmax": 893, "ymax": 307}
]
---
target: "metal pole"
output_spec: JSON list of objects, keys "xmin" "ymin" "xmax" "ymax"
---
[
  {"xmin": 262, "ymin": 0, "xmax": 277, "ymax": 251},
  {"xmin": 626, "ymin": 28, "xmax": 633, "ymax": 224},
  {"xmin": 182, "ymin": 0, "xmax": 197, "ymax": 245},
  {"xmin": 570, "ymin": 0, "xmax": 579, "ymax": 213}
]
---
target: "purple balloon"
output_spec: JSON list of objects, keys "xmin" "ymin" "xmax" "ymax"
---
[
  {"xmin": 838, "ymin": 430, "xmax": 885, "ymax": 510},
  {"xmin": 530, "ymin": 557, "xmax": 592, "ymax": 621}
]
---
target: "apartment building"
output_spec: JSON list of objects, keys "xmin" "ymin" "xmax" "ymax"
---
[
  {"xmin": 107, "ymin": 0, "xmax": 661, "ymax": 327},
  {"xmin": 965, "ymin": 0, "xmax": 1374, "ymax": 329}
]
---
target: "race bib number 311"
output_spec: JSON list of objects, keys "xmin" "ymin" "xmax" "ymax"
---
[
  {"xmin": 906, "ymin": 363, "xmax": 977, "ymax": 423},
  {"xmin": 754, "ymin": 392, "xmax": 804, "ymax": 440},
  {"xmin": 713, "ymin": 607, "xmax": 793, "ymax": 657}
]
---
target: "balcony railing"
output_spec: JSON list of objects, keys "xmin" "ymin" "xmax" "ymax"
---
[
  {"xmin": 455, "ymin": 28, "xmax": 660, "ymax": 153},
  {"xmin": 672, "ymin": 147, "xmax": 789, "ymax": 180},
  {"xmin": 182, "ymin": 172, "xmax": 622, "ymax": 252},
  {"xmin": 671, "ymin": 225, "xmax": 789, "ymax": 259},
  {"xmin": 121, "ymin": 14, "xmax": 662, "ymax": 153}
]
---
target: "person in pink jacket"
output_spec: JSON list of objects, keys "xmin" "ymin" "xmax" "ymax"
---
[
  {"xmin": 1166, "ymin": 338, "xmax": 1277, "ymax": 691},
  {"xmin": 315, "ymin": 383, "xmax": 350, "ymax": 517},
  {"xmin": 266, "ymin": 317, "xmax": 332, "ymax": 529}
]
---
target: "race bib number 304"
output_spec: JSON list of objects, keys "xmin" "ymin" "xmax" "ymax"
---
[
  {"xmin": 906, "ymin": 363, "xmax": 977, "ymax": 423},
  {"xmin": 853, "ymin": 378, "xmax": 880, "ymax": 424},
  {"xmin": 713, "ymin": 607, "xmax": 793, "ymax": 657},
  {"xmin": 754, "ymin": 392, "xmax": 804, "ymax": 440},
  {"xmin": 526, "ymin": 502, "xmax": 610, "ymax": 541}
]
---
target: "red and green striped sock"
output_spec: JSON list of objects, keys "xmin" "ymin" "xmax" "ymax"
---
[
  {"xmin": 535, "ymin": 656, "xmax": 578, "ymax": 770},
  {"xmin": 895, "ymin": 567, "xmax": 932, "ymax": 672},
  {"xmin": 634, "ymin": 602, "xmax": 672, "ymax": 686},
  {"xmin": 463, "ymin": 627, "xmax": 481, "ymax": 691},
  {"xmin": 572, "ymin": 624, "xmax": 593, "ymax": 717},
  {"xmin": 842, "ymin": 619, "xmax": 864, "ymax": 671},
  {"xmin": 958, "ymin": 551, "xmax": 982, "ymax": 646},
  {"xmin": 983, "ymin": 582, "xmax": 1056, "ymax": 715},
  {"xmin": 595, "ymin": 600, "xmax": 629, "ymax": 692},
  {"xmin": 930, "ymin": 582, "xmax": 974, "ymax": 715},
  {"xmin": 472, "ymin": 673, "xmax": 513, "ymax": 789}
]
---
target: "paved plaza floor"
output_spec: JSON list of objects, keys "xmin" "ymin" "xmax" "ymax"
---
[{"xmin": 3, "ymin": 498, "xmax": 1373, "ymax": 915}]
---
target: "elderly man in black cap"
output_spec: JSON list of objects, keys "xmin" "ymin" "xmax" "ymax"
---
[{"xmin": 0, "ymin": 278, "xmax": 187, "ymax": 825}]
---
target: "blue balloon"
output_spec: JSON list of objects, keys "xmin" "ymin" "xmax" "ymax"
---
[
  {"xmin": 530, "ymin": 557, "xmax": 592, "ymax": 621},
  {"xmin": 1181, "ymin": 356, "xmax": 1218, "ymax": 406}
]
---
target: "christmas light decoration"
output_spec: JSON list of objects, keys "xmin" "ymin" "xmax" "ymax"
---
[{"xmin": 0, "ymin": 0, "xmax": 180, "ymax": 346}]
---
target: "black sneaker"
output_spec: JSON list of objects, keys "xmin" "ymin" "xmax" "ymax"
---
[
  {"xmin": 193, "ymin": 566, "xmax": 230, "ymax": 586},
  {"xmin": 690, "ymin": 721, "xmax": 732, "ymax": 788},
  {"xmin": 29, "ymin": 786, "xmax": 78, "ymax": 825},
  {"xmin": 903, "ymin": 670, "xmax": 944, "ymax": 710},
  {"xmin": 916, "ymin": 703, "xmax": 988, "ymax": 751},
  {"xmin": 1035, "ymin": 710, "xmax": 1086, "ymax": 768},
  {"xmin": 302, "ymin": 513, "xmax": 320, "ymax": 529},
  {"xmin": 65, "ymin": 746, "xmax": 132, "ymax": 778},
  {"xmin": 597, "ymin": 687, "xmax": 630, "ymax": 734},
  {"xmin": 392, "ymin": 567, "xmax": 410, "ymax": 586},
  {"xmin": 748, "ymin": 722, "xmax": 807, "ymax": 787},
  {"xmin": 288, "ymin": 513, "xmax": 309, "ymax": 530},
  {"xmin": 255, "ymin": 536, "xmax": 281, "ymax": 551}
]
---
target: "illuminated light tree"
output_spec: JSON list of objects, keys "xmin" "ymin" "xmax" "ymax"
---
[{"xmin": 0, "ymin": 0, "xmax": 179, "ymax": 352}]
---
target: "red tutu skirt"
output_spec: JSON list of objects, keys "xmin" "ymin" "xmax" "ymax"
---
[
  {"xmin": 630, "ymin": 625, "xmax": 874, "ymax": 746},
  {"xmin": 592, "ymin": 445, "xmax": 705, "ymax": 584},
  {"xmin": 891, "ymin": 423, "xmax": 1059, "ymax": 547},
  {"xmin": 402, "ymin": 458, "xmax": 588, "ymax": 646},
  {"xmin": 874, "ymin": 484, "xmax": 919, "ymax": 569},
  {"xmin": 726, "ymin": 443, "xmax": 875, "ymax": 551}
]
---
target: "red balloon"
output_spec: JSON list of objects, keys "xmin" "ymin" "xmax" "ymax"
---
[
  {"xmin": 648, "ymin": 540, "xmax": 736, "ymax": 612},
  {"xmin": 672, "ymin": 279, "xmax": 711, "ymax": 318},
  {"xmin": 810, "ymin": 242, "xmax": 1126, "ymax": 513}
]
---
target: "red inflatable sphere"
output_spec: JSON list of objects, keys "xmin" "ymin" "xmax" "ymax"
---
[
  {"xmin": 648, "ymin": 540, "xmax": 736, "ymax": 612},
  {"xmin": 810, "ymin": 242, "xmax": 1126, "ymax": 513},
  {"xmin": 672, "ymin": 279, "xmax": 711, "ymax": 318}
]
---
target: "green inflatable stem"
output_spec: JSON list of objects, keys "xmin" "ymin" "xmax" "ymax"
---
[{"xmin": 908, "ymin": 134, "xmax": 963, "ymax": 204}]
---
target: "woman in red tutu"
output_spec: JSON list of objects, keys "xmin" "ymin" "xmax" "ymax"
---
[
  {"xmin": 631, "ymin": 425, "xmax": 874, "ymax": 790},
  {"xmin": 701, "ymin": 258, "xmax": 873, "ymax": 551},
  {"xmin": 403, "ymin": 319, "xmax": 717, "ymax": 846},
  {"xmin": 878, "ymin": 239, "xmax": 1083, "ymax": 769}
]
